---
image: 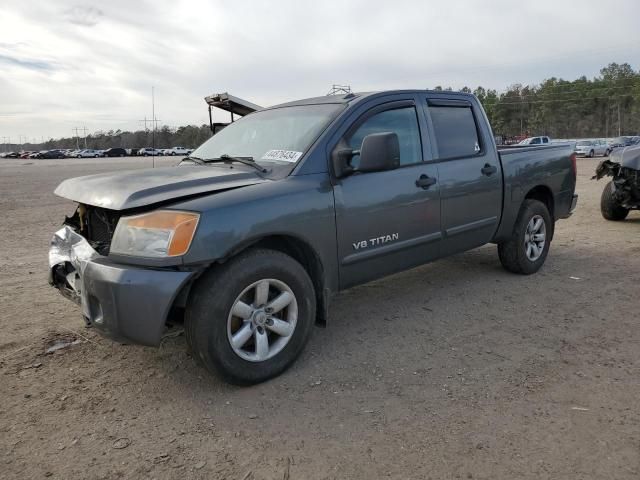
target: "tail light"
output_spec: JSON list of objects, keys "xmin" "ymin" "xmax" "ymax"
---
[{"xmin": 570, "ymin": 152, "xmax": 577, "ymax": 180}]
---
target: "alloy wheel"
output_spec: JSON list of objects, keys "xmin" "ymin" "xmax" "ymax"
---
[{"xmin": 227, "ymin": 278, "xmax": 298, "ymax": 362}]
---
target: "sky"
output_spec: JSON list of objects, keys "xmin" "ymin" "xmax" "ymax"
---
[{"xmin": 1, "ymin": 0, "xmax": 639, "ymax": 142}]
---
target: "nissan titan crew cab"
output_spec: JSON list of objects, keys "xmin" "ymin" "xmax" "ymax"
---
[{"xmin": 49, "ymin": 90, "xmax": 578, "ymax": 385}]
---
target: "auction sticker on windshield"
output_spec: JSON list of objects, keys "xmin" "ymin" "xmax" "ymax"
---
[{"xmin": 261, "ymin": 150, "xmax": 303, "ymax": 162}]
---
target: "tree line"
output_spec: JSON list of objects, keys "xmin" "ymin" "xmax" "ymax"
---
[
  {"xmin": 449, "ymin": 63, "xmax": 640, "ymax": 140},
  {"xmin": 7, "ymin": 62, "xmax": 640, "ymax": 152},
  {"xmin": 16, "ymin": 124, "xmax": 214, "ymax": 152}
]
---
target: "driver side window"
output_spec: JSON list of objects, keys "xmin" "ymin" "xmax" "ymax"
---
[{"xmin": 347, "ymin": 107, "xmax": 422, "ymax": 168}]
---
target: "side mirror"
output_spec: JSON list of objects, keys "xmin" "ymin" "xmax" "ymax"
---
[{"xmin": 357, "ymin": 132, "xmax": 400, "ymax": 173}]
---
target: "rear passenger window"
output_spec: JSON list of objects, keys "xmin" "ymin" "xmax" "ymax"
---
[
  {"xmin": 347, "ymin": 107, "xmax": 422, "ymax": 166},
  {"xmin": 542, "ymin": 137, "xmax": 549, "ymax": 144},
  {"xmin": 429, "ymin": 106, "xmax": 480, "ymax": 158}
]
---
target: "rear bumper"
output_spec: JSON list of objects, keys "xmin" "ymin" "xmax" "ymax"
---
[{"xmin": 49, "ymin": 226, "xmax": 194, "ymax": 346}]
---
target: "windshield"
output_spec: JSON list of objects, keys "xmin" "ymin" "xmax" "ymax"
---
[
  {"xmin": 576, "ymin": 141, "xmax": 591, "ymax": 146},
  {"xmin": 191, "ymin": 104, "xmax": 344, "ymax": 166}
]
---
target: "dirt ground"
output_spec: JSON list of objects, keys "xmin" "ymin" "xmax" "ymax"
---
[{"xmin": 1, "ymin": 155, "xmax": 638, "ymax": 480}]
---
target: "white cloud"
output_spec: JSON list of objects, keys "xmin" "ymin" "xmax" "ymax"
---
[{"xmin": 0, "ymin": 0, "xmax": 639, "ymax": 140}]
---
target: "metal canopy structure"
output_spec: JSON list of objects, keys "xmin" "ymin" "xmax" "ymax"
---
[{"xmin": 204, "ymin": 92, "xmax": 263, "ymax": 134}]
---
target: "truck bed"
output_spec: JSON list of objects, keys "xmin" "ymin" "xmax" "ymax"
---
[{"xmin": 492, "ymin": 142, "xmax": 577, "ymax": 242}]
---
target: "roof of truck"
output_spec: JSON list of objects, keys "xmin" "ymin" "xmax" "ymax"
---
[{"xmin": 270, "ymin": 90, "xmax": 476, "ymax": 109}]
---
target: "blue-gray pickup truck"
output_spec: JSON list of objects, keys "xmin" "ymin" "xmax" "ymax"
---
[{"xmin": 49, "ymin": 90, "xmax": 578, "ymax": 384}]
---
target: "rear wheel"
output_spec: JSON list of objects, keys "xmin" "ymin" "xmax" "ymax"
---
[
  {"xmin": 600, "ymin": 181, "xmax": 629, "ymax": 221},
  {"xmin": 498, "ymin": 199, "xmax": 552, "ymax": 275},
  {"xmin": 185, "ymin": 248, "xmax": 316, "ymax": 385}
]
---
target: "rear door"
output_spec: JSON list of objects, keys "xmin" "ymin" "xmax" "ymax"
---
[
  {"xmin": 332, "ymin": 98, "xmax": 441, "ymax": 289},
  {"xmin": 422, "ymin": 96, "xmax": 503, "ymax": 256}
]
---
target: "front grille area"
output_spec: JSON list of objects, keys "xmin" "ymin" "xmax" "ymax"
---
[{"xmin": 85, "ymin": 207, "xmax": 120, "ymax": 255}]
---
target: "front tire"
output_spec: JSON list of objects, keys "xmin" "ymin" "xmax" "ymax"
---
[
  {"xmin": 185, "ymin": 248, "xmax": 316, "ymax": 385},
  {"xmin": 600, "ymin": 181, "xmax": 629, "ymax": 221},
  {"xmin": 588, "ymin": 150, "xmax": 594, "ymax": 158},
  {"xmin": 498, "ymin": 199, "xmax": 552, "ymax": 275}
]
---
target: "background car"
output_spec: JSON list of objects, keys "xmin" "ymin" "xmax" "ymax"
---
[
  {"xmin": 608, "ymin": 136, "xmax": 633, "ymax": 150},
  {"xmin": 103, "ymin": 147, "xmax": 127, "ymax": 157},
  {"xmin": 138, "ymin": 147, "xmax": 162, "ymax": 156},
  {"xmin": 574, "ymin": 140, "xmax": 608, "ymax": 157},
  {"xmin": 36, "ymin": 149, "xmax": 67, "ymax": 159},
  {"xmin": 518, "ymin": 136, "xmax": 551, "ymax": 145},
  {"xmin": 167, "ymin": 146, "xmax": 191, "ymax": 156},
  {"xmin": 76, "ymin": 149, "xmax": 102, "ymax": 158}
]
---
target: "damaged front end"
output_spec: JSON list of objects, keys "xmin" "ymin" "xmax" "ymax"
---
[
  {"xmin": 49, "ymin": 224, "xmax": 99, "ymax": 312},
  {"xmin": 593, "ymin": 150, "xmax": 640, "ymax": 210},
  {"xmin": 48, "ymin": 205, "xmax": 196, "ymax": 346},
  {"xmin": 49, "ymin": 204, "xmax": 120, "ymax": 311}
]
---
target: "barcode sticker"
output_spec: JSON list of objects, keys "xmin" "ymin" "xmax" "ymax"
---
[{"xmin": 261, "ymin": 150, "xmax": 303, "ymax": 162}]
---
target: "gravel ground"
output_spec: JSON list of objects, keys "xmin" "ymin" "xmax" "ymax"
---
[{"xmin": 1, "ymin": 156, "xmax": 639, "ymax": 479}]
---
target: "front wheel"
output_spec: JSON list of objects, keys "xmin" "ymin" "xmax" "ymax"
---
[
  {"xmin": 588, "ymin": 150, "xmax": 594, "ymax": 158},
  {"xmin": 498, "ymin": 199, "xmax": 552, "ymax": 275},
  {"xmin": 600, "ymin": 181, "xmax": 629, "ymax": 221},
  {"xmin": 185, "ymin": 248, "xmax": 316, "ymax": 385}
]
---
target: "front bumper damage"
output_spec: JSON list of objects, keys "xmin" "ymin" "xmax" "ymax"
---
[{"xmin": 49, "ymin": 226, "xmax": 194, "ymax": 346}]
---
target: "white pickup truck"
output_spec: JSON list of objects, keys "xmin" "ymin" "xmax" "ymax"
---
[{"xmin": 167, "ymin": 146, "xmax": 192, "ymax": 156}]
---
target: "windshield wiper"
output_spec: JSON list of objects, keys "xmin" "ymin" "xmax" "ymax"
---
[
  {"xmin": 203, "ymin": 154, "xmax": 268, "ymax": 173},
  {"xmin": 180, "ymin": 156, "xmax": 206, "ymax": 165}
]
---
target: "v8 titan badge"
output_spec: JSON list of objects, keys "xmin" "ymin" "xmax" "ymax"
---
[{"xmin": 352, "ymin": 233, "xmax": 399, "ymax": 251}]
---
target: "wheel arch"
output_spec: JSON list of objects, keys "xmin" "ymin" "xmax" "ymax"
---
[
  {"xmin": 211, "ymin": 234, "xmax": 329, "ymax": 327},
  {"xmin": 524, "ymin": 185, "xmax": 555, "ymax": 219}
]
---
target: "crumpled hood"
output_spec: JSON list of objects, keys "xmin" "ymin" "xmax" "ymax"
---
[
  {"xmin": 54, "ymin": 165, "xmax": 268, "ymax": 210},
  {"xmin": 610, "ymin": 144, "xmax": 640, "ymax": 170}
]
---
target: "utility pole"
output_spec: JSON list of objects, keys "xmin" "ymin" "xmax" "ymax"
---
[
  {"xmin": 72, "ymin": 128, "xmax": 81, "ymax": 149},
  {"xmin": 152, "ymin": 86, "xmax": 156, "ymax": 168},
  {"xmin": 81, "ymin": 127, "xmax": 86, "ymax": 149}
]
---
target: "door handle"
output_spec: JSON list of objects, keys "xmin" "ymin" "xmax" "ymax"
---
[
  {"xmin": 481, "ymin": 163, "xmax": 497, "ymax": 176},
  {"xmin": 416, "ymin": 174, "xmax": 437, "ymax": 189}
]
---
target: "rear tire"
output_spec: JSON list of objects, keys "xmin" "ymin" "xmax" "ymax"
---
[
  {"xmin": 600, "ymin": 181, "xmax": 629, "ymax": 221},
  {"xmin": 498, "ymin": 199, "xmax": 552, "ymax": 275},
  {"xmin": 185, "ymin": 248, "xmax": 316, "ymax": 385}
]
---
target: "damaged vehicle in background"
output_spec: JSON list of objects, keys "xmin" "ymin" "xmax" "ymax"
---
[{"xmin": 594, "ymin": 144, "xmax": 640, "ymax": 220}]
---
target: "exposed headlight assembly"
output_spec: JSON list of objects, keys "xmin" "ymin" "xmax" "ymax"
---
[{"xmin": 110, "ymin": 210, "xmax": 199, "ymax": 258}]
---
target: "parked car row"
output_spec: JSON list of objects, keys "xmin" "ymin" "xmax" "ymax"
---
[
  {"xmin": 516, "ymin": 136, "xmax": 640, "ymax": 158},
  {"xmin": 1, "ymin": 146, "xmax": 193, "ymax": 159},
  {"xmin": 573, "ymin": 136, "xmax": 640, "ymax": 157}
]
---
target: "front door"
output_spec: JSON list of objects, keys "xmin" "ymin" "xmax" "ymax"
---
[{"xmin": 333, "ymin": 101, "xmax": 442, "ymax": 289}]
